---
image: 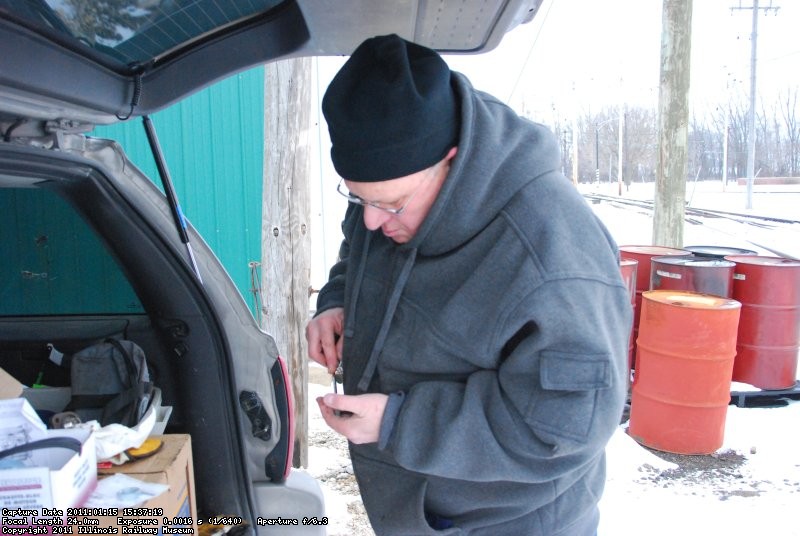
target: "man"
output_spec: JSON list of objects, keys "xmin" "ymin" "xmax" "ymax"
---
[{"xmin": 306, "ymin": 34, "xmax": 630, "ymax": 535}]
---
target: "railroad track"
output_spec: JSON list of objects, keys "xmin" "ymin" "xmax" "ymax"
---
[{"xmin": 583, "ymin": 193, "xmax": 800, "ymax": 259}]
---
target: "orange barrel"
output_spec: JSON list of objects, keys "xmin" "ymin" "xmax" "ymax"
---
[
  {"xmin": 629, "ymin": 290, "xmax": 741, "ymax": 454},
  {"xmin": 684, "ymin": 245, "xmax": 757, "ymax": 259},
  {"xmin": 650, "ymin": 255, "xmax": 735, "ymax": 298},
  {"xmin": 620, "ymin": 258, "xmax": 638, "ymax": 376},
  {"xmin": 619, "ymin": 245, "xmax": 687, "ymax": 368},
  {"xmin": 724, "ymin": 255, "xmax": 800, "ymax": 390}
]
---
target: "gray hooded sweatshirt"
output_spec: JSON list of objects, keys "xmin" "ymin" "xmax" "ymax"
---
[{"xmin": 316, "ymin": 73, "xmax": 631, "ymax": 535}]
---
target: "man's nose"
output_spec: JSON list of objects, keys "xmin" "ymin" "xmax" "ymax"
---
[{"xmin": 362, "ymin": 205, "xmax": 390, "ymax": 230}]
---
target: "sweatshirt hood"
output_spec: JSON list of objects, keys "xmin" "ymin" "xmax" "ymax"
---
[
  {"xmin": 349, "ymin": 74, "xmax": 562, "ymax": 391},
  {"xmin": 404, "ymin": 73, "xmax": 562, "ymax": 257}
]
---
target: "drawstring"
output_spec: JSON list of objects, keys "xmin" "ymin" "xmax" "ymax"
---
[
  {"xmin": 357, "ymin": 248, "xmax": 418, "ymax": 392},
  {"xmin": 344, "ymin": 232, "xmax": 373, "ymax": 338}
]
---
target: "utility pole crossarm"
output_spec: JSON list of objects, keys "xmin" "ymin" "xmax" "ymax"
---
[{"xmin": 729, "ymin": 0, "xmax": 780, "ymax": 15}]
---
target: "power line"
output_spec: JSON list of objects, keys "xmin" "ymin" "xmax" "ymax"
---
[{"xmin": 505, "ymin": 0, "xmax": 555, "ymax": 104}]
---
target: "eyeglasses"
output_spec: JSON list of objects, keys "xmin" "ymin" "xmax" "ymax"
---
[{"xmin": 336, "ymin": 172, "xmax": 431, "ymax": 216}]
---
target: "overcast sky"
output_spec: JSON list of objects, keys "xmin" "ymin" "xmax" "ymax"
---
[{"xmin": 443, "ymin": 0, "xmax": 799, "ymax": 118}]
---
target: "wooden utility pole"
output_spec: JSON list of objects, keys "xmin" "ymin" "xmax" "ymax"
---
[
  {"xmin": 263, "ymin": 57, "xmax": 312, "ymax": 468},
  {"xmin": 653, "ymin": 0, "xmax": 693, "ymax": 248}
]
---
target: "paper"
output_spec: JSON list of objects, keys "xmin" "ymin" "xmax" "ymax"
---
[
  {"xmin": 0, "ymin": 398, "xmax": 48, "ymax": 465},
  {"xmin": 83, "ymin": 473, "xmax": 168, "ymax": 508},
  {"xmin": 77, "ymin": 404, "xmax": 156, "ymax": 463}
]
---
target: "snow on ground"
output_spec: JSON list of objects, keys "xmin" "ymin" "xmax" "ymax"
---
[
  {"xmin": 582, "ymin": 179, "xmax": 800, "ymax": 259},
  {"xmin": 601, "ymin": 404, "xmax": 800, "ymax": 536},
  {"xmin": 301, "ymin": 178, "xmax": 800, "ymax": 535}
]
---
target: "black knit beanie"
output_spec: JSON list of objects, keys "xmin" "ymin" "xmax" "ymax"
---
[{"xmin": 322, "ymin": 34, "xmax": 459, "ymax": 182}]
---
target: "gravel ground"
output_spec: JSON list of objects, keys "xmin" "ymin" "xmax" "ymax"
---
[
  {"xmin": 306, "ymin": 381, "xmax": 375, "ymax": 536},
  {"xmin": 636, "ymin": 447, "xmax": 755, "ymax": 499}
]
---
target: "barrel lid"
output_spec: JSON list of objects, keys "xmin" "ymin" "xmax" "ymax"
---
[
  {"xmin": 643, "ymin": 290, "xmax": 741, "ymax": 309},
  {"xmin": 652, "ymin": 254, "xmax": 735, "ymax": 268},
  {"xmin": 685, "ymin": 245, "xmax": 757, "ymax": 258},
  {"xmin": 619, "ymin": 245, "xmax": 687, "ymax": 255},
  {"xmin": 724, "ymin": 255, "xmax": 800, "ymax": 267}
]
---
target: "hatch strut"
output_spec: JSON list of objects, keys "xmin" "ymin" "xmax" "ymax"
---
[{"xmin": 142, "ymin": 116, "xmax": 203, "ymax": 283}]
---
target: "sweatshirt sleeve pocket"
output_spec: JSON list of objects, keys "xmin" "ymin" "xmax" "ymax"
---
[
  {"xmin": 526, "ymin": 351, "xmax": 612, "ymax": 444},
  {"xmin": 539, "ymin": 351, "xmax": 612, "ymax": 390}
]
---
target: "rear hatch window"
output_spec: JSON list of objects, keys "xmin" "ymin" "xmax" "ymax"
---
[{"xmin": 1, "ymin": 0, "xmax": 285, "ymax": 69}]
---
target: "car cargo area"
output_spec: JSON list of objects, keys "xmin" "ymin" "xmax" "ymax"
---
[
  {"xmin": 0, "ymin": 182, "xmax": 195, "ymax": 435},
  {"xmin": 0, "ymin": 136, "xmax": 308, "ymax": 528}
]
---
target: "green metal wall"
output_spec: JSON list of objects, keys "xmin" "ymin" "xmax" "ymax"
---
[
  {"xmin": 0, "ymin": 188, "xmax": 144, "ymax": 315},
  {"xmin": 94, "ymin": 67, "xmax": 265, "ymax": 317}
]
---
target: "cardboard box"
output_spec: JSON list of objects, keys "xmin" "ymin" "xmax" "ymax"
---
[
  {"xmin": 0, "ymin": 427, "xmax": 97, "ymax": 510},
  {"xmin": 0, "ymin": 366, "xmax": 23, "ymax": 399},
  {"xmin": 95, "ymin": 434, "xmax": 197, "ymax": 534}
]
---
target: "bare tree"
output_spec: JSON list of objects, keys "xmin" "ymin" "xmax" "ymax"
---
[
  {"xmin": 688, "ymin": 113, "xmax": 720, "ymax": 179},
  {"xmin": 757, "ymin": 99, "xmax": 775, "ymax": 177},
  {"xmin": 780, "ymin": 87, "xmax": 799, "ymax": 176},
  {"xmin": 539, "ymin": 85, "xmax": 798, "ymax": 189},
  {"xmin": 726, "ymin": 97, "xmax": 751, "ymax": 180},
  {"xmin": 623, "ymin": 107, "xmax": 658, "ymax": 184}
]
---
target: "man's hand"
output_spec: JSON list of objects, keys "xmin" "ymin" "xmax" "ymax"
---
[
  {"xmin": 317, "ymin": 393, "xmax": 389, "ymax": 444},
  {"xmin": 306, "ymin": 307, "xmax": 344, "ymax": 374}
]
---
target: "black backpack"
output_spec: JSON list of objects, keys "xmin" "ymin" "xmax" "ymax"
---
[{"xmin": 64, "ymin": 338, "xmax": 154, "ymax": 427}]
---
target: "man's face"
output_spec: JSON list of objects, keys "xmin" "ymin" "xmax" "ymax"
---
[{"xmin": 344, "ymin": 147, "xmax": 457, "ymax": 244}]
